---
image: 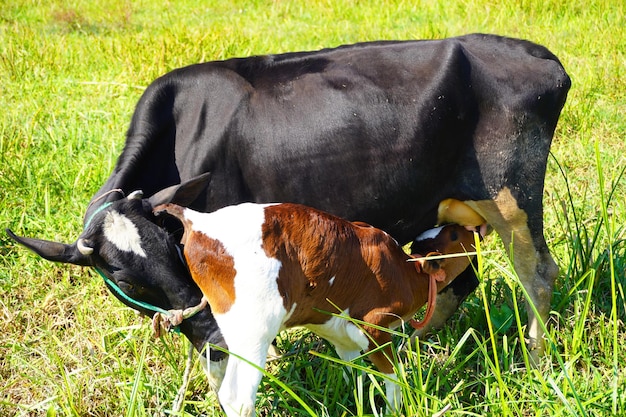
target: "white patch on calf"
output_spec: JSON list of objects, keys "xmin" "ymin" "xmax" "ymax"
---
[
  {"xmin": 103, "ymin": 211, "xmax": 147, "ymax": 258},
  {"xmin": 183, "ymin": 203, "xmax": 277, "ymax": 253},
  {"xmin": 384, "ymin": 372, "xmax": 402, "ymax": 411},
  {"xmin": 305, "ymin": 309, "xmax": 370, "ymax": 361},
  {"xmin": 414, "ymin": 225, "xmax": 444, "ymax": 242},
  {"xmin": 186, "ymin": 203, "xmax": 286, "ymax": 416}
]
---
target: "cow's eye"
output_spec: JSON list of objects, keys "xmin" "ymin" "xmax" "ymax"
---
[{"xmin": 117, "ymin": 281, "xmax": 135, "ymax": 293}]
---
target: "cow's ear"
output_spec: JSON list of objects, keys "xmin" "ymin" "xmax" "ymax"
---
[{"xmin": 147, "ymin": 173, "xmax": 212, "ymax": 208}]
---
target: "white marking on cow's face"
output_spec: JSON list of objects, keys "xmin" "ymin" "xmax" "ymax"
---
[
  {"xmin": 103, "ymin": 210, "xmax": 147, "ymax": 258},
  {"xmin": 329, "ymin": 276, "xmax": 336, "ymax": 286}
]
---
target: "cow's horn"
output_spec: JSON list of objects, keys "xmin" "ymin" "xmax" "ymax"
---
[
  {"xmin": 128, "ymin": 190, "xmax": 144, "ymax": 200},
  {"xmin": 5, "ymin": 229, "xmax": 92, "ymax": 266},
  {"xmin": 77, "ymin": 238, "xmax": 94, "ymax": 255}
]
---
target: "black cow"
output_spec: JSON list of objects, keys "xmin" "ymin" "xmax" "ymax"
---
[{"xmin": 8, "ymin": 34, "xmax": 570, "ymax": 372}]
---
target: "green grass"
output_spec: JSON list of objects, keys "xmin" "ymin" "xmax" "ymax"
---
[{"xmin": 1, "ymin": 0, "xmax": 625, "ymax": 415}]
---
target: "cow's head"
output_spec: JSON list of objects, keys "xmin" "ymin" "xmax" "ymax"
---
[{"xmin": 6, "ymin": 174, "xmax": 227, "ymax": 363}]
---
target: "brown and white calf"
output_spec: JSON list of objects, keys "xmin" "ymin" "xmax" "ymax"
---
[{"xmin": 154, "ymin": 202, "xmax": 479, "ymax": 417}]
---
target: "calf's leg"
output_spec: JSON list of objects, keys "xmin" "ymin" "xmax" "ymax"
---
[
  {"xmin": 366, "ymin": 333, "xmax": 402, "ymax": 414},
  {"xmin": 217, "ymin": 345, "xmax": 269, "ymax": 417},
  {"xmin": 409, "ymin": 264, "xmax": 479, "ymax": 342},
  {"xmin": 212, "ymin": 296, "xmax": 286, "ymax": 416}
]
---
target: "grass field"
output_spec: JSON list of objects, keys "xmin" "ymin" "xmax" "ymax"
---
[{"xmin": 1, "ymin": 0, "xmax": 625, "ymax": 416}]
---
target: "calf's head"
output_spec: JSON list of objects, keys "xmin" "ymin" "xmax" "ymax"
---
[
  {"xmin": 6, "ymin": 174, "xmax": 226, "ymax": 361},
  {"xmin": 411, "ymin": 223, "xmax": 483, "ymax": 291}
]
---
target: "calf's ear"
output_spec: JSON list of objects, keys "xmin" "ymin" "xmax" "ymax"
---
[
  {"xmin": 147, "ymin": 173, "xmax": 212, "ymax": 208},
  {"xmin": 420, "ymin": 252, "xmax": 447, "ymax": 283}
]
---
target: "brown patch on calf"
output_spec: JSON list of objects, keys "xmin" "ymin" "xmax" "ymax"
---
[
  {"xmin": 185, "ymin": 233, "xmax": 237, "ymax": 315},
  {"xmin": 260, "ymin": 203, "xmax": 372, "ymax": 322},
  {"xmin": 260, "ymin": 204, "xmax": 476, "ymax": 374},
  {"xmin": 154, "ymin": 203, "xmax": 237, "ymax": 314}
]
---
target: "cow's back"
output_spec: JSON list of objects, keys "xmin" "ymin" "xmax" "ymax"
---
[{"xmin": 92, "ymin": 34, "xmax": 570, "ymax": 245}]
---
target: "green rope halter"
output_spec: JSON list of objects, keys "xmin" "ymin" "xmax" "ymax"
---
[
  {"xmin": 85, "ymin": 199, "xmax": 204, "ymax": 334},
  {"xmin": 94, "ymin": 266, "xmax": 172, "ymax": 316}
]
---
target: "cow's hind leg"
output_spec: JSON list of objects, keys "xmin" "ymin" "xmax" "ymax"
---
[{"xmin": 468, "ymin": 188, "xmax": 559, "ymax": 363}]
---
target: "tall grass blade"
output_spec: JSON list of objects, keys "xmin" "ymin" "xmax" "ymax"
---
[
  {"xmin": 126, "ymin": 328, "xmax": 150, "ymax": 417},
  {"xmin": 594, "ymin": 142, "xmax": 621, "ymax": 415},
  {"xmin": 509, "ymin": 258, "xmax": 587, "ymax": 416}
]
